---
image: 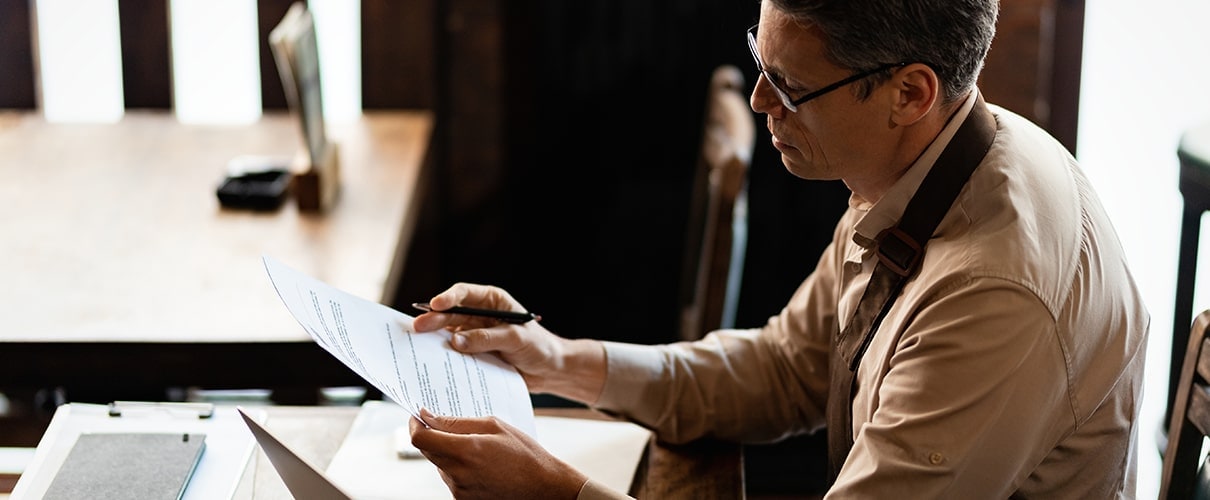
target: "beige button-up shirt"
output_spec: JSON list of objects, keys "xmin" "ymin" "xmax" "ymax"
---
[{"xmin": 580, "ymin": 93, "xmax": 1150, "ymax": 499}]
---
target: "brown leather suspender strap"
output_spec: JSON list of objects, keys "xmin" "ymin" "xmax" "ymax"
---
[{"xmin": 825, "ymin": 94, "xmax": 997, "ymax": 484}]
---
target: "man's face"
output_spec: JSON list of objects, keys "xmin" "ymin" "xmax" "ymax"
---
[{"xmin": 749, "ymin": 3, "xmax": 896, "ymax": 189}]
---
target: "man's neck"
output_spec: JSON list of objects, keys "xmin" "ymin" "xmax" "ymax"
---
[{"xmin": 846, "ymin": 96, "xmax": 968, "ymax": 204}]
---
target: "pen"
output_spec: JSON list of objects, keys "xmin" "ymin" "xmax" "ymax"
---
[{"xmin": 412, "ymin": 302, "xmax": 541, "ymax": 324}]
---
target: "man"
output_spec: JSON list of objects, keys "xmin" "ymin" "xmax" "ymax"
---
[{"xmin": 409, "ymin": 0, "xmax": 1150, "ymax": 497}]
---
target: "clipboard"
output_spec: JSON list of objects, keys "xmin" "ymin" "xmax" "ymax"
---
[
  {"xmin": 41, "ymin": 432, "xmax": 206, "ymax": 500},
  {"xmin": 10, "ymin": 403, "xmax": 263, "ymax": 500}
]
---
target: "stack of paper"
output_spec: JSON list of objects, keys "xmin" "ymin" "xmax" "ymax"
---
[
  {"xmin": 262, "ymin": 255, "xmax": 537, "ymax": 437},
  {"xmin": 324, "ymin": 401, "xmax": 652, "ymax": 499}
]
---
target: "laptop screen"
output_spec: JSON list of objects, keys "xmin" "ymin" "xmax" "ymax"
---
[{"xmin": 237, "ymin": 407, "xmax": 354, "ymax": 500}]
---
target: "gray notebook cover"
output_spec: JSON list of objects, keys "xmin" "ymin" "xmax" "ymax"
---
[{"xmin": 42, "ymin": 432, "xmax": 206, "ymax": 500}]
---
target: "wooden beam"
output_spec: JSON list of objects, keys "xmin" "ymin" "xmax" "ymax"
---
[
  {"xmin": 0, "ymin": 0, "xmax": 36, "ymax": 109},
  {"xmin": 118, "ymin": 0, "xmax": 172, "ymax": 109}
]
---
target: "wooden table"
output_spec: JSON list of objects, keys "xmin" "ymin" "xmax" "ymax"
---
[
  {"xmin": 0, "ymin": 110, "xmax": 434, "ymax": 412},
  {"xmin": 244, "ymin": 406, "xmax": 745, "ymax": 499}
]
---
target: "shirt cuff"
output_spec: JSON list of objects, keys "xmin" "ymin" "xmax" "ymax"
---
[
  {"xmin": 577, "ymin": 479, "xmax": 634, "ymax": 500},
  {"xmin": 595, "ymin": 341, "xmax": 665, "ymax": 410}
]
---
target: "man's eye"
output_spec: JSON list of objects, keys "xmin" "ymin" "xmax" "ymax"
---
[{"xmin": 769, "ymin": 71, "xmax": 806, "ymax": 94}]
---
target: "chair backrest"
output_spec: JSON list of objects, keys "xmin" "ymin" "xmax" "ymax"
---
[
  {"xmin": 678, "ymin": 64, "xmax": 756, "ymax": 341},
  {"xmin": 1161, "ymin": 308, "xmax": 1210, "ymax": 499}
]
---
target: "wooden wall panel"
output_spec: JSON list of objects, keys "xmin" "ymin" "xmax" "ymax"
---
[
  {"xmin": 118, "ymin": 0, "xmax": 171, "ymax": 109},
  {"xmin": 421, "ymin": 0, "xmax": 515, "ymax": 303},
  {"xmin": 361, "ymin": 0, "xmax": 435, "ymax": 109},
  {"xmin": 442, "ymin": 0, "xmax": 504, "ymax": 215},
  {"xmin": 980, "ymin": 0, "xmax": 1082, "ymax": 154},
  {"xmin": 981, "ymin": 0, "xmax": 1049, "ymax": 126},
  {"xmin": 1049, "ymin": 0, "xmax": 1084, "ymax": 155},
  {"xmin": 0, "ymin": 0, "xmax": 36, "ymax": 109}
]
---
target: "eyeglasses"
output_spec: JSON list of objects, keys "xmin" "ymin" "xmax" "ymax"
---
[{"xmin": 746, "ymin": 25, "xmax": 906, "ymax": 112}]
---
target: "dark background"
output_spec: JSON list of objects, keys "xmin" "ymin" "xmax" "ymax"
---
[{"xmin": 417, "ymin": 0, "xmax": 846, "ymax": 346}]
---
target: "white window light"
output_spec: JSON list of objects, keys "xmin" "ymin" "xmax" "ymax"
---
[
  {"xmin": 34, "ymin": 0, "xmax": 125, "ymax": 123},
  {"xmin": 309, "ymin": 0, "xmax": 361, "ymax": 122},
  {"xmin": 32, "ymin": 0, "xmax": 359, "ymax": 125},
  {"xmin": 170, "ymin": 0, "xmax": 262, "ymax": 124}
]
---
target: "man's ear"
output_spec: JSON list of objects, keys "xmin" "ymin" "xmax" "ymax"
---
[{"xmin": 888, "ymin": 63, "xmax": 940, "ymax": 126}]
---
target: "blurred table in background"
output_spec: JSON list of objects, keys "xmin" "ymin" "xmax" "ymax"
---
[{"xmin": 0, "ymin": 110, "xmax": 434, "ymax": 443}]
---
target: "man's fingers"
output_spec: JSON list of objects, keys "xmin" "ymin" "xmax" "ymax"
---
[
  {"xmin": 448, "ymin": 327, "xmax": 528, "ymax": 355},
  {"xmin": 414, "ymin": 283, "xmax": 521, "ymax": 333},
  {"xmin": 421, "ymin": 409, "xmax": 504, "ymax": 435},
  {"xmin": 412, "ymin": 311, "xmax": 495, "ymax": 333},
  {"xmin": 427, "ymin": 283, "xmax": 472, "ymax": 311},
  {"xmin": 430, "ymin": 283, "xmax": 507, "ymax": 311},
  {"xmin": 412, "ymin": 311, "xmax": 460, "ymax": 333}
]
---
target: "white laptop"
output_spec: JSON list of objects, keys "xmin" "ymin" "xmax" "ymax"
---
[{"xmin": 236, "ymin": 407, "xmax": 355, "ymax": 500}]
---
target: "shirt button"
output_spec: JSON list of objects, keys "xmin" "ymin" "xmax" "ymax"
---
[{"xmin": 928, "ymin": 452, "xmax": 944, "ymax": 465}]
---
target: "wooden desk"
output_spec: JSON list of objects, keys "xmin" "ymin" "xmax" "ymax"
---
[
  {"xmin": 245, "ymin": 406, "xmax": 745, "ymax": 499},
  {"xmin": 0, "ymin": 111, "xmax": 433, "ymax": 408}
]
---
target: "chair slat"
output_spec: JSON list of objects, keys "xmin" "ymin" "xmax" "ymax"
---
[
  {"xmin": 1188, "ymin": 384, "xmax": 1210, "ymax": 437},
  {"xmin": 1197, "ymin": 337, "xmax": 1210, "ymax": 384},
  {"xmin": 1161, "ymin": 310, "xmax": 1210, "ymax": 499}
]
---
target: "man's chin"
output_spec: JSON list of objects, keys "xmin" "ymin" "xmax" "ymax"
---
[{"xmin": 781, "ymin": 159, "xmax": 836, "ymax": 182}]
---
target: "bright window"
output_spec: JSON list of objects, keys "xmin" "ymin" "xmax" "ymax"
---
[
  {"xmin": 170, "ymin": 0, "xmax": 263, "ymax": 124},
  {"xmin": 33, "ymin": 0, "xmax": 360, "ymax": 124},
  {"xmin": 35, "ymin": 0, "xmax": 125, "ymax": 123}
]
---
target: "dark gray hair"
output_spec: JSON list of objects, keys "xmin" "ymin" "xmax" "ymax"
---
[{"xmin": 768, "ymin": 0, "xmax": 999, "ymax": 104}]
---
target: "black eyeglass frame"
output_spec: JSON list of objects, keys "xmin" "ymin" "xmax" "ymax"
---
[{"xmin": 747, "ymin": 24, "xmax": 909, "ymax": 112}]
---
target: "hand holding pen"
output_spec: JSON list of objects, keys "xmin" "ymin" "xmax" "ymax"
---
[
  {"xmin": 411, "ymin": 282, "xmax": 606, "ymax": 403},
  {"xmin": 412, "ymin": 302, "xmax": 541, "ymax": 324}
]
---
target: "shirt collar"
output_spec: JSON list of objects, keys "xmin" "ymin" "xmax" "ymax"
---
[{"xmin": 850, "ymin": 91, "xmax": 979, "ymax": 248}]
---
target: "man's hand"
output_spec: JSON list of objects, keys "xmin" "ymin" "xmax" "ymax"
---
[
  {"xmin": 410, "ymin": 409, "xmax": 588, "ymax": 500},
  {"xmin": 412, "ymin": 283, "xmax": 606, "ymax": 403}
]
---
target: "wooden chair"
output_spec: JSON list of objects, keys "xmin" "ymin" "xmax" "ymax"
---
[
  {"xmin": 1169, "ymin": 122, "xmax": 1210, "ymax": 433},
  {"xmin": 678, "ymin": 65, "xmax": 757, "ymax": 341},
  {"xmin": 1160, "ymin": 308, "xmax": 1210, "ymax": 499}
]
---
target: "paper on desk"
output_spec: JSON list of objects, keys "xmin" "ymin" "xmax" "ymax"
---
[
  {"xmin": 262, "ymin": 255, "xmax": 536, "ymax": 437},
  {"xmin": 325, "ymin": 401, "xmax": 652, "ymax": 499}
]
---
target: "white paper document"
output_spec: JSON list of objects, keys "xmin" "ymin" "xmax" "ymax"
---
[
  {"xmin": 261, "ymin": 255, "xmax": 536, "ymax": 437},
  {"xmin": 325, "ymin": 401, "xmax": 653, "ymax": 500}
]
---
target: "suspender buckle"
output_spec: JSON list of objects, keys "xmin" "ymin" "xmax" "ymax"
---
[{"xmin": 876, "ymin": 226, "xmax": 923, "ymax": 277}]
